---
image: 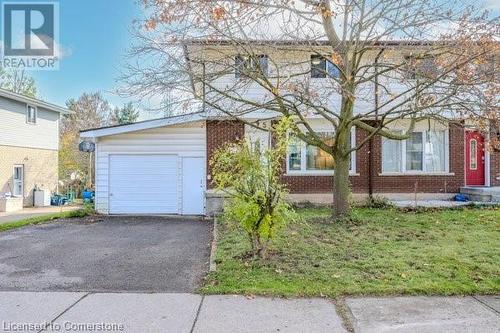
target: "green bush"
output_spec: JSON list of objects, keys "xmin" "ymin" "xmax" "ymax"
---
[{"xmin": 211, "ymin": 118, "xmax": 297, "ymax": 259}]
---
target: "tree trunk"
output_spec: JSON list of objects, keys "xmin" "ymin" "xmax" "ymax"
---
[{"xmin": 332, "ymin": 151, "xmax": 351, "ymax": 219}]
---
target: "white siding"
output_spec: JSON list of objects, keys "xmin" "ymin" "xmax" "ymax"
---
[
  {"xmin": 94, "ymin": 122, "xmax": 206, "ymax": 214},
  {"xmin": 189, "ymin": 45, "xmax": 408, "ymax": 116},
  {"xmin": 0, "ymin": 97, "xmax": 60, "ymax": 150}
]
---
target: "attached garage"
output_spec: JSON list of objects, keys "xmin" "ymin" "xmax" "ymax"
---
[{"xmin": 80, "ymin": 114, "xmax": 207, "ymax": 215}]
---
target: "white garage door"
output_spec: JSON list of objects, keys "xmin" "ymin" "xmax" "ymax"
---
[{"xmin": 109, "ymin": 155, "xmax": 178, "ymax": 214}]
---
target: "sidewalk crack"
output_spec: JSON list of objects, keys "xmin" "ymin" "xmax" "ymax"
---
[
  {"xmin": 472, "ymin": 296, "xmax": 500, "ymax": 316},
  {"xmin": 38, "ymin": 292, "xmax": 92, "ymax": 333},
  {"xmin": 190, "ymin": 295, "xmax": 205, "ymax": 333},
  {"xmin": 334, "ymin": 297, "xmax": 355, "ymax": 333}
]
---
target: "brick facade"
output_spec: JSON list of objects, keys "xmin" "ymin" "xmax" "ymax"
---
[
  {"xmin": 206, "ymin": 120, "xmax": 245, "ymax": 189},
  {"xmin": 0, "ymin": 145, "xmax": 58, "ymax": 206},
  {"xmin": 206, "ymin": 119, "xmax": 497, "ymax": 195}
]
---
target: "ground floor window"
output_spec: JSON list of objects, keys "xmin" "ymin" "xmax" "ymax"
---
[
  {"xmin": 287, "ymin": 129, "xmax": 355, "ymax": 174},
  {"xmin": 382, "ymin": 130, "xmax": 448, "ymax": 173},
  {"xmin": 13, "ymin": 165, "xmax": 24, "ymax": 197}
]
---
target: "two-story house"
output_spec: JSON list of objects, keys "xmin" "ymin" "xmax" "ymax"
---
[
  {"xmin": 0, "ymin": 88, "xmax": 70, "ymax": 211},
  {"xmin": 81, "ymin": 40, "xmax": 500, "ymax": 215}
]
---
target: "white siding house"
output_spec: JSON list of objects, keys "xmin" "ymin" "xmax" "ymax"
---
[
  {"xmin": 0, "ymin": 88, "xmax": 70, "ymax": 209},
  {"xmin": 0, "ymin": 95, "xmax": 60, "ymax": 150}
]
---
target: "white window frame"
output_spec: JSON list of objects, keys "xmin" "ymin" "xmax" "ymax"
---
[
  {"xmin": 381, "ymin": 129, "xmax": 451, "ymax": 175},
  {"xmin": 12, "ymin": 165, "xmax": 24, "ymax": 197},
  {"xmin": 26, "ymin": 104, "xmax": 37, "ymax": 124},
  {"xmin": 286, "ymin": 127, "xmax": 356, "ymax": 175}
]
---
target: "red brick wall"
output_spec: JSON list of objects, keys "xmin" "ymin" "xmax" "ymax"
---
[
  {"xmin": 206, "ymin": 120, "xmax": 245, "ymax": 189},
  {"xmin": 206, "ymin": 120, "xmax": 467, "ymax": 194}
]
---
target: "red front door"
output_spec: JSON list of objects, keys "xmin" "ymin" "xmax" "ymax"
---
[{"xmin": 465, "ymin": 131, "xmax": 485, "ymax": 186}]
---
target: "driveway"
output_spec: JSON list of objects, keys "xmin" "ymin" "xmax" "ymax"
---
[{"xmin": 0, "ymin": 216, "xmax": 212, "ymax": 292}]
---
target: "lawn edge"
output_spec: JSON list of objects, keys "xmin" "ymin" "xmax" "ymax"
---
[
  {"xmin": 209, "ymin": 215, "xmax": 219, "ymax": 272},
  {"xmin": 0, "ymin": 208, "xmax": 93, "ymax": 233}
]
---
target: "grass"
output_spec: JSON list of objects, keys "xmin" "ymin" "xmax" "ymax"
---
[
  {"xmin": 0, "ymin": 205, "xmax": 94, "ymax": 233},
  {"xmin": 202, "ymin": 206, "xmax": 500, "ymax": 297}
]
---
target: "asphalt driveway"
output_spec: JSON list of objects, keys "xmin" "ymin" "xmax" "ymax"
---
[{"xmin": 0, "ymin": 216, "xmax": 212, "ymax": 292}]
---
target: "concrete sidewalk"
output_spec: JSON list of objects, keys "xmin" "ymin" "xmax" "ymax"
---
[{"xmin": 0, "ymin": 292, "xmax": 498, "ymax": 333}]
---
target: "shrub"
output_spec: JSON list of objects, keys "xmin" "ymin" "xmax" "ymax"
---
[
  {"xmin": 364, "ymin": 195, "xmax": 394, "ymax": 209},
  {"xmin": 210, "ymin": 118, "xmax": 297, "ymax": 259}
]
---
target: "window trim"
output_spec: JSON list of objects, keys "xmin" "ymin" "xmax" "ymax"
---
[
  {"xmin": 469, "ymin": 139, "xmax": 478, "ymax": 170},
  {"xmin": 12, "ymin": 165, "xmax": 24, "ymax": 197},
  {"xmin": 26, "ymin": 104, "xmax": 37, "ymax": 124},
  {"xmin": 285, "ymin": 127, "xmax": 356, "ymax": 175},
  {"xmin": 381, "ymin": 129, "xmax": 450, "ymax": 175}
]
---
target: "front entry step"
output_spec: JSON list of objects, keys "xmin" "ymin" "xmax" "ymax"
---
[{"xmin": 460, "ymin": 186, "xmax": 500, "ymax": 202}]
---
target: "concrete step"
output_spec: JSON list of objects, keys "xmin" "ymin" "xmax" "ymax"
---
[{"xmin": 460, "ymin": 186, "xmax": 500, "ymax": 202}]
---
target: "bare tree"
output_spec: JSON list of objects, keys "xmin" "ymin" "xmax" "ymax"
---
[
  {"xmin": 0, "ymin": 68, "xmax": 37, "ymax": 97},
  {"xmin": 123, "ymin": 0, "xmax": 498, "ymax": 218},
  {"xmin": 60, "ymin": 92, "xmax": 112, "ymax": 189}
]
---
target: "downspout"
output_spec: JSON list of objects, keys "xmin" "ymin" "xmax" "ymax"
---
[
  {"xmin": 369, "ymin": 48, "xmax": 384, "ymax": 199},
  {"xmin": 202, "ymin": 61, "xmax": 206, "ymax": 114}
]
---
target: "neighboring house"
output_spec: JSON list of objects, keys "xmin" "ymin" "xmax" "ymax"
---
[
  {"xmin": 81, "ymin": 41, "xmax": 500, "ymax": 215},
  {"xmin": 0, "ymin": 88, "xmax": 70, "ymax": 210}
]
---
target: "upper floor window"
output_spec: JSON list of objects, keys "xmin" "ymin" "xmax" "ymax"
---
[
  {"xmin": 27, "ymin": 105, "xmax": 37, "ymax": 124},
  {"xmin": 311, "ymin": 55, "xmax": 341, "ymax": 79},
  {"xmin": 235, "ymin": 54, "xmax": 269, "ymax": 78}
]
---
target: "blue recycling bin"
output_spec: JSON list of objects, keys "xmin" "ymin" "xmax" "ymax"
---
[
  {"xmin": 82, "ymin": 190, "xmax": 95, "ymax": 204},
  {"xmin": 51, "ymin": 194, "xmax": 68, "ymax": 206}
]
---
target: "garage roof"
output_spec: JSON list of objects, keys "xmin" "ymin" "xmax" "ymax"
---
[{"xmin": 80, "ymin": 112, "xmax": 206, "ymax": 138}]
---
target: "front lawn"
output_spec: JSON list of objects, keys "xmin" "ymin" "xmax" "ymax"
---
[{"xmin": 202, "ymin": 206, "xmax": 500, "ymax": 297}]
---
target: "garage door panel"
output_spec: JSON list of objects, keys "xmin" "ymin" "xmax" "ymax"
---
[
  {"xmin": 110, "ymin": 175, "xmax": 176, "ymax": 184},
  {"xmin": 109, "ymin": 155, "xmax": 178, "ymax": 214},
  {"xmin": 110, "ymin": 165, "xmax": 177, "ymax": 173},
  {"xmin": 110, "ymin": 194, "xmax": 177, "ymax": 202},
  {"xmin": 108, "ymin": 205, "xmax": 175, "ymax": 214}
]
